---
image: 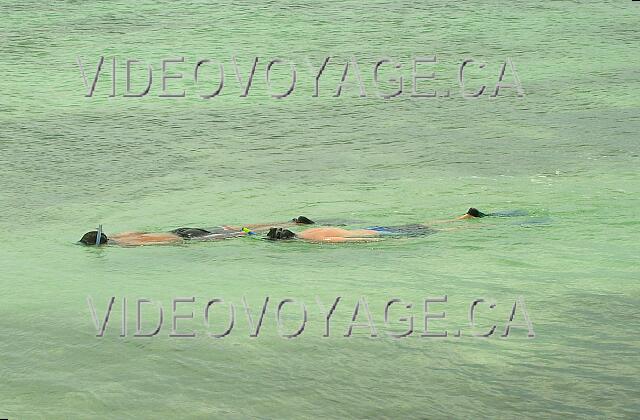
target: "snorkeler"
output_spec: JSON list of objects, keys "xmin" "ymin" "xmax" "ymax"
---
[
  {"xmin": 79, "ymin": 207, "xmax": 501, "ymax": 246},
  {"xmin": 265, "ymin": 208, "xmax": 488, "ymax": 243},
  {"xmin": 79, "ymin": 216, "xmax": 315, "ymax": 246}
]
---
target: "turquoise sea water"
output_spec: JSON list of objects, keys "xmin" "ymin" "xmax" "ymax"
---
[{"xmin": 1, "ymin": 1, "xmax": 639, "ymax": 418}]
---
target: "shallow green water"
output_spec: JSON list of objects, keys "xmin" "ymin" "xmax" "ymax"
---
[{"xmin": 1, "ymin": 0, "xmax": 639, "ymax": 418}]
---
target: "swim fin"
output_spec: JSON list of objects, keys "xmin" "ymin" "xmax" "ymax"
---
[
  {"xmin": 266, "ymin": 227, "xmax": 296, "ymax": 240},
  {"xmin": 292, "ymin": 216, "xmax": 314, "ymax": 224}
]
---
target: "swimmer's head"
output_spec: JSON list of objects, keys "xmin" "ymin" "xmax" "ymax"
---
[
  {"xmin": 466, "ymin": 208, "xmax": 486, "ymax": 218},
  {"xmin": 79, "ymin": 231, "xmax": 108, "ymax": 246},
  {"xmin": 292, "ymin": 216, "xmax": 314, "ymax": 225},
  {"xmin": 266, "ymin": 227, "xmax": 296, "ymax": 240}
]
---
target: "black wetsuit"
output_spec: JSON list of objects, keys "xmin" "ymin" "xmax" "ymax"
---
[
  {"xmin": 170, "ymin": 227, "xmax": 245, "ymax": 240},
  {"xmin": 364, "ymin": 224, "xmax": 437, "ymax": 237}
]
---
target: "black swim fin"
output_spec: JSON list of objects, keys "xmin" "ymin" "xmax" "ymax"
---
[
  {"xmin": 292, "ymin": 216, "xmax": 314, "ymax": 224},
  {"xmin": 266, "ymin": 227, "xmax": 296, "ymax": 240}
]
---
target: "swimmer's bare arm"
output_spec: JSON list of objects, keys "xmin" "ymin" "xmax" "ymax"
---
[
  {"xmin": 422, "ymin": 212, "xmax": 479, "ymax": 225},
  {"xmin": 313, "ymin": 237, "xmax": 382, "ymax": 243},
  {"xmin": 110, "ymin": 232, "xmax": 183, "ymax": 246},
  {"xmin": 223, "ymin": 221, "xmax": 299, "ymax": 232}
]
